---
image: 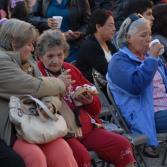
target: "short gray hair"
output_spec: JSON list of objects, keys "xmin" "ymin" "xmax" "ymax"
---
[
  {"xmin": 35, "ymin": 29, "xmax": 69, "ymax": 58},
  {"xmin": 116, "ymin": 17, "xmax": 149, "ymax": 48},
  {"xmin": 0, "ymin": 19, "xmax": 38, "ymax": 50}
]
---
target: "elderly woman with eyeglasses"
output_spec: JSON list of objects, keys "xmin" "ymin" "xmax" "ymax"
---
[
  {"xmin": 36, "ymin": 29, "xmax": 136, "ymax": 167},
  {"xmin": 107, "ymin": 14, "xmax": 167, "ymax": 158}
]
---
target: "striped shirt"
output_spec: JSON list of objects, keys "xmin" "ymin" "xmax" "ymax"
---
[{"xmin": 153, "ymin": 71, "xmax": 167, "ymax": 112}]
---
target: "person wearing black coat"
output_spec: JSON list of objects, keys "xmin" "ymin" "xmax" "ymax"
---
[{"xmin": 76, "ymin": 9, "xmax": 116, "ymax": 84}]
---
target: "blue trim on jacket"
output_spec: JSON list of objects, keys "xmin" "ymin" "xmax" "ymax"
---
[{"xmin": 107, "ymin": 46, "xmax": 164, "ymax": 146}]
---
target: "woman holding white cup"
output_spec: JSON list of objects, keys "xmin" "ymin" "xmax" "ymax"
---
[{"xmin": 27, "ymin": 0, "xmax": 91, "ymax": 62}]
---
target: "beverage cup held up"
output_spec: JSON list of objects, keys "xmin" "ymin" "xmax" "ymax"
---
[
  {"xmin": 52, "ymin": 16, "xmax": 63, "ymax": 29},
  {"xmin": 149, "ymin": 39, "xmax": 165, "ymax": 55}
]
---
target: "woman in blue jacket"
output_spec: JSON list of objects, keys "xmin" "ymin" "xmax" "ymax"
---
[{"xmin": 107, "ymin": 14, "xmax": 165, "ymax": 158}]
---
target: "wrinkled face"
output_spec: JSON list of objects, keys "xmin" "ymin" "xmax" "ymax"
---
[
  {"xmin": 127, "ymin": 23, "xmax": 152, "ymax": 55},
  {"xmin": 16, "ymin": 42, "xmax": 34, "ymax": 63},
  {"xmin": 97, "ymin": 16, "xmax": 116, "ymax": 41},
  {"xmin": 142, "ymin": 8, "xmax": 154, "ymax": 26},
  {"xmin": 39, "ymin": 47, "xmax": 65, "ymax": 73}
]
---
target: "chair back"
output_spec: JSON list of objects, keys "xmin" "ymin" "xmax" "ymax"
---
[{"xmin": 106, "ymin": 84, "xmax": 130, "ymax": 133}]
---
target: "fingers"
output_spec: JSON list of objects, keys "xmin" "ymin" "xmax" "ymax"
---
[
  {"xmin": 58, "ymin": 70, "xmax": 75, "ymax": 89},
  {"xmin": 150, "ymin": 42, "xmax": 164, "ymax": 57},
  {"xmin": 47, "ymin": 18, "xmax": 58, "ymax": 29},
  {"xmin": 75, "ymin": 90, "xmax": 93, "ymax": 105}
]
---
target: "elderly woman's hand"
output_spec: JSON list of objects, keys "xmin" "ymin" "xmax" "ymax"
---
[
  {"xmin": 75, "ymin": 91, "xmax": 93, "ymax": 105},
  {"xmin": 72, "ymin": 86, "xmax": 94, "ymax": 105},
  {"xmin": 58, "ymin": 69, "xmax": 75, "ymax": 90},
  {"xmin": 149, "ymin": 42, "xmax": 164, "ymax": 57}
]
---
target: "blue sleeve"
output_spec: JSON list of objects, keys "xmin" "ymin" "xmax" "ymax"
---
[{"xmin": 108, "ymin": 53, "xmax": 158, "ymax": 95}]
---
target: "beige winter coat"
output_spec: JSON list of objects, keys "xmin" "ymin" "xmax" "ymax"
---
[{"xmin": 0, "ymin": 48, "xmax": 66, "ymax": 145}]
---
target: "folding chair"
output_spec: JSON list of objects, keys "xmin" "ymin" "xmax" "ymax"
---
[
  {"xmin": 157, "ymin": 133, "xmax": 167, "ymax": 165},
  {"xmin": 106, "ymin": 84, "xmax": 149, "ymax": 167},
  {"xmin": 89, "ymin": 151, "xmax": 112, "ymax": 167}
]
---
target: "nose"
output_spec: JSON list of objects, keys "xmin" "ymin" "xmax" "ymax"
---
[
  {"xmin": 146, "ymin": 35, "xmax": 151, "ymax": 43},
  {"xmin": 113, "ymin": 24, "xmax": 116, "ymax": 32},
  {"xmin": 52, "ymin": 56, "xmax": 58, "ymax": 63},
  {"xmin": 30, "ymin": 43, "xmax": 34, "ymax": 52},
  {"xmin": 151, "ymin": 15, "xmax": 154, "ymax": 21}
]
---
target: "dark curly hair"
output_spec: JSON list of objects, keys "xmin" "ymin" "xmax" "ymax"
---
[
  {"xmin": 152, "ymin": 3, "xmax": 167, "ymax": 38},
  {"xmin": 123, "ymin": 0, "xmax": 153, "ymax": 18}
]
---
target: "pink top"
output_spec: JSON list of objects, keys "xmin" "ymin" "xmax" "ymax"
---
[{"xmin": 153, "ymin": 71, "xmax": 167, "ymax": 112}]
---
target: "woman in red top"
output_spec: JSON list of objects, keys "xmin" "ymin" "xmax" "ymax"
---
[{"xmin": 36, "ymin": 29, "xmax": 136, "ymax": 167}]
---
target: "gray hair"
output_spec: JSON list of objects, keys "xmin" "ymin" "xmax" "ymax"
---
[
  {"xmin": 35, "ymin": 29, "xmax": 69, "ymax": 58},
  {"xmin": 0, "ymin": 19, "xmax": 38, "ymax": 51},
  {"xmin": 116, "ymin": 17, "xmax": 149, "ymax": 48}
]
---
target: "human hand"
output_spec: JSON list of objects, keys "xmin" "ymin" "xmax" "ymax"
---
[
  {"xmin": 47, "ymin": 18, "xmax": 58, "ymax": 30},
  {"xmin": 58, "ymin": 69, "xmax": 75, "ymax": 90},
  {"xmin": 73, "ymin": 86, "xmax": 94, "ymax": 105},
  {"xmin": 64, "ymin": 30, "xmax": 81, "ymax": 40},
  {"xmin": 149, "ymin": 39, "xmax": 164, "ymax": 57},
  {"xmin": 0, "ymin": 9, "xmax": 7, "ymax": 18}
]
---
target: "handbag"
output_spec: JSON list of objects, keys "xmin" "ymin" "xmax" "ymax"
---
[
  {"xmin": 9, "ymin": 95, "xmax": 68, "ymax": 144},
  {"xmin": 92, "ymin": 70, "xmax": 107, "ymax": 89}
]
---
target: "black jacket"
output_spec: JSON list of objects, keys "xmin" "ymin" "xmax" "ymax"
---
[
  {"xmin": 27, "ymin": 0, "xmax": 91, "ymax": 33},
  {"xmin": 76, "ymin": 35, "xmax": 117, "ymax": 83}
]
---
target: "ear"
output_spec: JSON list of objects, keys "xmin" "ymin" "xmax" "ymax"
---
[
  {"xmin": 11, "ymin": 42, "xmax": 16, "ymax": 51},
  {"xmin": 95, "ymin": 24, "xmax": 101, "ymax": 32},
  {"xmin": 126, "ymin": 33, "xmax": 131, "ymax": 43},
  {"xmin": 38, "ymin": 56, "xmax": 43, "ymax": 62}
]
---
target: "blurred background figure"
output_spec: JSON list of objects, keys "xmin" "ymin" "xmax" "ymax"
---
[
  {"xmin": 152, "ymin": 3, "xmax": 167, "ymax": 63},
  {"xmin": 27, "ymin": 0, "xmax": 91, "ymax": 62},
  {"xmin": 0, "ymin": 0, "xmax": 28, "ymax": 20},
  {"xmin": 25, "ymin": 0, "xmax": 36, "ymax": 12}
]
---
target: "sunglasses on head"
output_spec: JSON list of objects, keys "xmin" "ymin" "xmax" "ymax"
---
[{"xmin": 126, "ymin": 13, "xmax": 143, "ymax": 32}]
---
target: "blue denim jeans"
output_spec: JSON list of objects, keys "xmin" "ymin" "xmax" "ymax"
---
[{"xmin": 155, "ymin": 110, "xmax": 167, "ymax": 133}]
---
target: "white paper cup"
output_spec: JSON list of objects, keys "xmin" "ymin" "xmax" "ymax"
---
[
  {"xmin": 149, "ymin": 39, "xmax": 165, "ymax": 55},
  {"xmin": 52, "ymin": 16, "xmax": 63, "ymax": 29}
]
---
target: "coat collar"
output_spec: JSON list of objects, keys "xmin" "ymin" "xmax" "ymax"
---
[{"xmin": 120, "ymin": 46, "xmax": 143, "ymax": 63}]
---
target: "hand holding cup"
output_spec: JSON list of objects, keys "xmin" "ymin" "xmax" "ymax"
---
[{"xmin": 149, "ymin": 39, "xmax": 164, "ymax": 57}]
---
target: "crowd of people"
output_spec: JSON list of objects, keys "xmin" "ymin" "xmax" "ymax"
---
[{"xmin": 0, "ymin": 0, "xmax": 167, "ymax": 167}]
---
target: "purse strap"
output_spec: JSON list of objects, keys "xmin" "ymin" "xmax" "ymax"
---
[{"xmin": 22, "ymin": 95, "xmax": 56, "ymax": 120}]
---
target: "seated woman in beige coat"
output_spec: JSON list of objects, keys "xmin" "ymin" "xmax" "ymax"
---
[{"xmin": 0, "ymin": 18, "xmax": 78, "ymax": 167}]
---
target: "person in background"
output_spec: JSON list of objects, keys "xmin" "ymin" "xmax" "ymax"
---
[
  {"xmin": 0, "ymin": 0, "xmax": 28, "ymax": 20},
  {"xmin": 152, "ymin": 3, "xmax": 167, "ymax": 62},
  {"xmin": 0, "ymin": 18, "xmax": 78, "ymax": 167},
  {"xmin": 107, "ymin": 14, "xmax": 165, "ymax": 158},
  {"xmin": 109, "ymin": 0, "xmax": 154, "ymax": 31},
  {"xmin": 27, "ymin": 0, "xmax": 91, "ymax": 62},
  {"xmin": 36, "ymin": 29, "xmax": 136, "ymax": 167},
  {"xmin": 25, "ymin": 0, "xmax": 36, "ymax": 12},
  {"xmin": 76, "ymin": 9, "xmax": 116, "ymax": 92}
]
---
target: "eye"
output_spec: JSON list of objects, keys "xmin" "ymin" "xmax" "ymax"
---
[
  {"xmin": 47, "ymin": 54, "xmax": 54, "ymax": 59},
  {"xmin": 57, "ymin": 52, "xmax": 63, "ymax": 57}
]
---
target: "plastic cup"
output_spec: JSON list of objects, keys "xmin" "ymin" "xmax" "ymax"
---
[{"xmin": 52, "ymin": 16, "xmax": 63, "ymax": 29}]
